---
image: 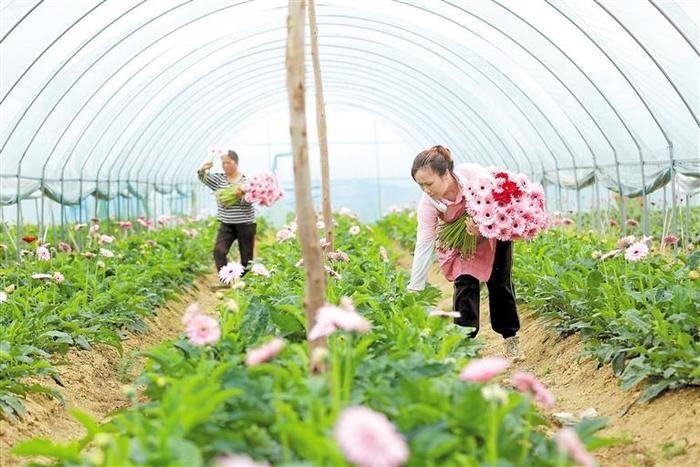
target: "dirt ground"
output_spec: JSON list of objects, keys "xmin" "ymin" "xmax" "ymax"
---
[
  {"xmin": 0, "ymin": 274, "xmax": 221, "ymax": 467},
  {"xmin": 424, "ymin": 261, "xmax": 700, "ymax": 467}
]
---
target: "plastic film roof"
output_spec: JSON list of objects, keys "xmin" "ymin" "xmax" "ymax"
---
[{"xmin": 1, "ymin": 0, "xmax": 698, "ymax": 205}]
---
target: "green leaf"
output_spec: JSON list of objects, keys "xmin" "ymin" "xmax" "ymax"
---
[
  {"xmin": 10, "ymin": 438, "xmax": 81, "ymax": 462},
  {"xmin": 586, "ymin": 270, "xmax": 603, "ymax": 288},
  {"xmin": 639, "ymin": 380, "xmax": 671, "ymax": 403},
  {"xmin": 167, "ymin": 438, "xmax": 203, "ymax": 466}
]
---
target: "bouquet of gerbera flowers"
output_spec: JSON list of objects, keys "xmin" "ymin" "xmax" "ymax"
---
[
  {"xmin": 216, "ymin": 171, "xmax": 284, "ymax": 208},
  {"xmin": 242, "ymin": 171, "xmax": 285, "ymax": 207},
  {"xmin": 470, "ymin": 170, "xmax": 548, "ymax": 241},
  {"xmin": 437, "ymin": 169, "xmax": 549, "ymax": 257}
]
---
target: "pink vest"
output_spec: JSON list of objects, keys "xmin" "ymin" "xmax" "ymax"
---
[
  {"xmin": 436, "ymin": 196, "xmax": 497, "ymax": 282},
  {"xmin": 416, "ymin": 164, "xmax": 497, "ymax": 283}
]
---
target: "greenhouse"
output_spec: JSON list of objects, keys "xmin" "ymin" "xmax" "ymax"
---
[{"xmin": 0, "ymin": 1, "xmax": 698, "ymax": 466}]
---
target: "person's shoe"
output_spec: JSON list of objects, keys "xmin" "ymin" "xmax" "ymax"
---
[{"xmin": 504, "ymin": 336, "xmax": 525, "ymax": 362}]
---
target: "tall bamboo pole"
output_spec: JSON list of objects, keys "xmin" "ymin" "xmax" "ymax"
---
[
  {"xmin": 286, "ymin": 0, "xmax": 327, "ymax": 374},
  {"xmin": 307, "ymin": 0, "xmax": 333, "ymax": 251}
]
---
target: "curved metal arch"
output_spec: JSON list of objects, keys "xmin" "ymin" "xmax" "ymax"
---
[
  {"xmin": 162, "ymin": 85, "xmax": 440, "ymax": 188},
  {"xmin": 393, "ymin": 0, "xmax": 579, "ymax": 175},
  {"xmin": 134, "ymin": 74, "xmax": 465, "ymax": 190},
  {"xmin": 133, "ymin": 51, "xmax": 504, "ymax": 183},
  {"xmin": 4, "ymin": 0, "xmax": 175, "ymax": 161},
  {"xmin": 149, "ymin": 74, "xmax": 491, "ymax": 187},
  {"xmin": 94, "ymin": 15, "xmax": 539, "ymax": 179},
  {"xmin": 317, "ymin": 16, "xmax": 541, "ymax": 173},
  {"xmin": 60, "ymin": 21, "xmax": 522, "ymax": 199},
  {"xmin": 104, "ymin": 38, "xmax": 517, "ymax": 183},
  {"xmin": 159, "ymin": 78, "xmax": 491, "ymax": 186},
  {"xmin": 144, "ymin": 42, "xmax": 517, "ymax": 175},
  {"xmin": 27, "ymin": 3, "xmax": 548, "ymax": 186},
  {"xmin": 0, "ymin": 1, "xmax": 107, "ymax": 105},
  {"xmin": 109, "ymin": 47, "xmax": 500, "ymax": 186},
  {"xmin": 649, "ymin": 0, "xmax": 700, "ymax": 57},
  {"xmin": 132, "ymin": 75, "xmax": 462, "ymax": 186},
  {"xmin": 322, "ymin": 13, "xmax": 586, "ymax": 175},
  {"xmin": 546, "ymin": 1, "xmax": 677, "ymax": 233},
  {"xmin": 113, "ymin": 55, "xmax": 488, "ymax": 189},
  {"xmin": 164, "ymin": 97, "xmax": 430, "ymax": 207},
  {"xmin": 594, "ymin": 0, "xmax": 698, "ymax": 126},
  {"xmin": 168, "ymin": 90, "xmax": 453, "ymax": 186},
  {"xmin": 0, "ymin": 0, "xmax": 43, "ymax": 44},
  {"xmin": 9, "ymin": 0, "xmax": 600, "ymax": 186},
  {"xmin": 168, "ymin": 93, "xmax": 439, "ymax": 185},
  {"xmin": 323, "ymin": 35, "xmax": 526, "ymax": 169},
  {"xmin": 493, "ymin": 0, "xmax": 634, "ymax": 224},
  {"xmin": 83, "ymin": 31, "xmax": 504, "ymax": 188},
  {"xmin": 435, "ymin": 0, "xmax": 600, "ymax": 209}
]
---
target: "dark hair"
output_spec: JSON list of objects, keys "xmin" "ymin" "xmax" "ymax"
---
[
  {"xmin": 225, "ymin": 150, "xmax": 239, "ymax": 163},
  {"xmin": 411, "ymin": 145, "xmax": 454, "ymax": 179}
]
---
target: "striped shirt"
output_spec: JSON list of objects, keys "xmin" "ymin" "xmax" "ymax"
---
[{"xmin": 198, "ymin": 171, "xmax": 256, "ymax": 224}]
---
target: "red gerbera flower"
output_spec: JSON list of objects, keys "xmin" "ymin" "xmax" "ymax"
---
[
  {"xmin": 494, "ymin": 171, "xmax": 509, "ymax": 180},
  {"xmin": 21, "ymin": 235, "xmax": 37, "ymax": 243},
  {"xmin": 501, "ymin": 180, "xmax": 523, "ymax": 198},
  {"xmin": 493, "ymin": 191, "xmax": 512, "ymax": 204}
]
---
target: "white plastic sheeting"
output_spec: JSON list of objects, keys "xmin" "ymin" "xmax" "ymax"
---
[{"xmin": 0, "ymin": 0, "xmax": 698, "ymax": 207}]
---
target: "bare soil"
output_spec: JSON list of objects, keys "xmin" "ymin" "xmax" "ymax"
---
[{"xmin": 0, "ymin": 274, "xmax": 222, "ymax": 467}]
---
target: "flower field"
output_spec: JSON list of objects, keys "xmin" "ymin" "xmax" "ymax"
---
[
  {"xmin": 2, "ymin": 212, "xmax": 612, "ymax": 467},
  {"xmin": 1, "ymin": 207, "xmax": 698, "ymax": 466}
]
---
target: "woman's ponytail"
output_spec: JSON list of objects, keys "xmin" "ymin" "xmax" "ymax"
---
[{"xmin": 411, "ymin": 145, "xmax": 455, "ymax": 179}]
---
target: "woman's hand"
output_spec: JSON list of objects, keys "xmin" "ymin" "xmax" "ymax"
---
[
  {"xmin": 198, "ymin": 161, "xmax": 213, "ymax": 172},
  {"xmin": 464, "ymin": 216, "xmax": 479, "ymax": 236}
]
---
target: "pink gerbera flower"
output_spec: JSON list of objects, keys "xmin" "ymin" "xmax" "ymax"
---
[
  {"xmin": 219, "ymin": 262, "xmax": 244, "ymax": 284},
  {"xmin": 459, "ymin": 357, "xmax": 510, "ymax": 383},
  {"xmin": 555, "ymin": 428, "xmax": 596, "ymax": 467},
  {"xmin": 251, "ymin": 263, "xmax": 271, "ymax": 277},
  {"xmin": 58, "ymin": 241, "xmax": 72, "ymax": 253},
  {"xmin": 53, "ymin": 272, "xmax": 65, "ymax": 284},
  {"xmin": 181, "ymin": 303, "xmax": 201, "ymax": 325},
  {"xmin": 245, "ymin": 337, "xmax": 285, "ymax": 366},
  {"xmin": 510, "ymin": 371, "xmax": 555, "ymax": 408},
  {"xmin": 36, "ymin": 246, "xmax": 51, "ymax": 261},
  {"xmin": 308, "ymin": 300, "xmax": 372, "ymax": 340},
  {"xmin": 616, "ymin": 235, "xmax": 636, "ymax": 249},
  {"xmin": 624, "ymin": 242, "xmax": 649, "ymax": 262},
  {"xmin": 428, "ymin": 309, "xmax": 461, "ymax": 318},
  {"xmin": 662, "ymin": 235, "xmax": 679, "ymax": 246},
  {"xmin": 481, "ymin": 223, "xmax": 498, "ymax": 238},
  {"xmin": 276, "ymin": 228, "xmax": 294, "ymax": 242},
  {"xmin": 214, "ymin": 454, "xmax": 270, "ymax": 467},
  {"xmin": 186, "ymin": 314, "xmax": 221, "ymax": 346},
  {"xmin": 334, "ymin": 406, "xmax": 409, "ymax": 467},
  {"xmin": 349, "ymin": 225, "xmax": 360, "ymax": 235},
  {"xmin": 475, "ymin": 205, "xmax": 496, "ymax": 225}
]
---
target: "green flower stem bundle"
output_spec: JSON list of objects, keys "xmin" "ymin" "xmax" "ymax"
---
[
  {"xmin": 437, "ymin": 211, "xmax": 477, "ymax": 257},
  {"xmin": 215, "ymin": 183, "xmax": 244, "ymax": 208}
]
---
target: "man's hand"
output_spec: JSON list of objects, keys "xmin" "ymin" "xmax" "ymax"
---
[{"xmin": 198, "ymin": 161, "xmax": 213, "ymax": 172}]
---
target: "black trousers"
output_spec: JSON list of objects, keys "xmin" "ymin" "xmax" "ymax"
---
[
  {"xmin": 213, "ymin": 222, "xmax": 256, "ymax": 274},
  {"xmin": 453, "ymin": 240, "xmax": 520, "ymax": 338}
]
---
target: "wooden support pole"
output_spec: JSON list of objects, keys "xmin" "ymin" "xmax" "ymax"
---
[
  {"xmin": 308, "ymin": 0, "xmax": 333, "ymax": 251},
  {"xmin": 286, "ymin": 0, "xmax": 327, "ymax": 374}
]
